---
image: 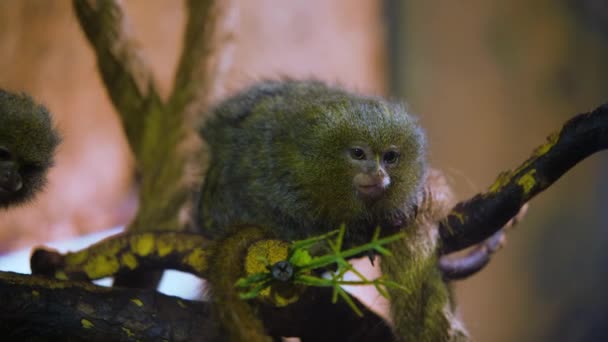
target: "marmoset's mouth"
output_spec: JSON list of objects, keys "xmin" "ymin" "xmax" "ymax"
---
[
  {"xmin": 356, "ymin": 183, "xmax": 385, "ymax": 198},
  {"xmin": 354, "ymin": 172, "xmax": 390, "ymax": 200}
]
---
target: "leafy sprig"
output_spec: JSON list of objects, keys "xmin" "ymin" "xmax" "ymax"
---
[{"xmin": 235, "ymin": 225, "xmax": 407, "ymax": 315}]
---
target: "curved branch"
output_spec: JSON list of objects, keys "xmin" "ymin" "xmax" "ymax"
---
[
  {"xmin": 2, "ymin": 270, "xmax": 392, "ymax": 341},
  {"xmin": 0, "ymin": 271, "xmax": 211, "ymax": 341},
  {"xmin": 31, "ymin": 232, "xmax": 212, "ymax": 280},
  {"xmin": 439, "ymin": 230, "xmax": 504, "ymax": 280},
  {"xmin": 439, "ymin": 103, "xmax": 608, "ymax": 254},
  {"xmin": 73, "ymin": 0, "xmax": 163, "ymax": 154}
]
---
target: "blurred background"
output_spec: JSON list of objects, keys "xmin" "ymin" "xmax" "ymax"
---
[{"xmin": 0, "ymin": 1, "xmax": 607, "ymax": 341}]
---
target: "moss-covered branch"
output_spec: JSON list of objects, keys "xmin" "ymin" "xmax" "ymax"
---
[
  {"xmin": 31, "ymin": 232, "xmax": 212, "ymax": 281},
  {"xmin": 73, "ymin": 0, "xmax": 163, "ymax": 155},
  {"xmin": 74, "ymin": 0, "xmax": 236, "ymax": 236},
  {"xmin": 0, "ymin": 271, "xmax": 211, "ymax": 342},
  {"xmin": 28, "ymin": 228, "xmax": 396, "ymax": 340},
  {"xmin": 170, "ymin": 0, "xmax": 236, "ymax": 114},
  {"xmin": 439, "ymin": 103, "xmax": 608, "ymax": 254},
  {"xmin": 1, "ymin": 269, "xmax": 393, "ymax": 341},
  {"xmin": 30, "ymin": 227, "xmax": 401, "ymax": 309}
]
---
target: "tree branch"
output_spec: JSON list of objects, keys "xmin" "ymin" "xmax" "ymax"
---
[
  {"xmin": 73, "ymin": 0, "xmax": 163, "ymax": 155},
  {"xmin": 0, "ymin": 271, "xmax": 211, "ymax": 341},
  {"xmin": 2, "ymin": 269, "xmax": 392, "ymax": 341},
  {"xmin": 29, "ymin": 229, "xmax": 396, "ymax": 340},
  {"xmin": 31, "ymin": 232, "xmax": 212, "ymax": 281},
  {"xmin": 170, "ymin": 0, "xmax": 237, "ymax": 114},
  {"xmin": 439, "ymin": 103, "xmax": 608, "ymax": 254},
  {"xmin": 439, "ymin": 229, "xmax": 504, "ymax": 280}
]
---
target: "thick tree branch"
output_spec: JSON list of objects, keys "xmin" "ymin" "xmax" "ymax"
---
[
  {"xmin": 29, "ymin": 229, "xmax": 396, "ymax": 340},
  {"xmin": 73, "ymin": 0, "xmax": 163, "ymax": 155},
  {"xmin": 439, "ymin": 103, "xmax": 608, "ymax": 254},
  {"xmin": 1, "ymin": 270, "xmax": 392, "ymax": 341},
  {"xmin": 0, "ymin": 271, "xmax": 211, "ymax": 342}
]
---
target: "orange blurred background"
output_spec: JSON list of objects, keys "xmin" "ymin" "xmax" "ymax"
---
[{"xmin": 1, "ymin": 1, "xmax": 607, "ymax": 341}]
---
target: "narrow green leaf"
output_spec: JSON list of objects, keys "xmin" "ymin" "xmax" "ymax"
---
[{"xmin": 337, "ymin": 288, "xmax": 363, "ymax": 317}]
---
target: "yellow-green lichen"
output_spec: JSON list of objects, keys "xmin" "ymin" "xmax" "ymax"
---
[
  {"xmin": 130, "ymin": 233, "xmax": 155, "ymax": 257},
  {"xmin": 83, "ymin": 255, "xmax": 120, "ymax": 279},
  {"xmin": 81, "ymin": 319, "xmax": 94, "ymax": 329},
  {"xmin": 244, "ymin": 240, "xmax": 289, "ymax": 276},
  {"xmin": 268, "ymin": 287, "xmax": 300, "ymax": 307},
  {"xmin": 244, "ymin": 240, "xmax": 290, "ymax": 302},
  {"xmin": 121, "ymin": 252, "xmax": 138, "ymax": 270},
  {"xmin": 182, "ymin": 248, "xmax": 210, "ymax": 274},
  {"xmin": 32, "ymin": 290, "xmax": 40, "ymax": 297},
  {"xmin": 517, "ymin": 169, "xmax": 537, "ymax": 196},
  {"xmin": 449, "ymin": 212, "xmax": 466, "ymax": 225},
  {"xmin": 156, "ymin": 237, "xmax": 174, "ymax": 257},
  {"xmin": 130, "ymin": 298, "xmax": 144, "ymax": 307},
  {"xmin": 488, "ymin": 171, "xmax": 513, "ymax": 193},
  {"xmin": 164, "ymin": 232, "xmax": 206, "ymax": 254},
  {"xmin": 97, "ymin": 237, "xmax": 125, "ymax": 257},
  {"xmin": 534, "ymin": 132, "xmax": 559, "ymax": 157},
  {"xmin": 122, "ymin": 327, "xmax": 135, "ymax": 338},
  {"xmin": 55, "ymin": 271, "xmax": 68, "ymax": 280},
  {"xmin": 65, "ymin": 250, "xmax": 88, "ymax": 266},
  {"xmin": 510, "ymin": 132, "xmax": 559, "ymax": 179}
]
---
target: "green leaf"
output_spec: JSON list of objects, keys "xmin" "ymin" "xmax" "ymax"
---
[
  {"xmin": 289, "ymin": 249, "xmax": 312, "ymax": 267},
  {"xmin": 234, "ymin": 272, "xmax": 270, "ymax": 288},
  {"xmin": 294, "ymin": 274, "xmax": 335, "ymax": 287},
  {"xmin": 336, "ymin": 287, "xmax": 363, "ymax": 317}
]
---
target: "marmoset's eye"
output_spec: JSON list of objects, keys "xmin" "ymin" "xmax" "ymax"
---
[
  {"xmin": 383, "ymin": 151, "xmax": 400, "ymax": 164},
  {"xmin": 349, "ymin": 147, "xmax": 366, "ymax": 160}
]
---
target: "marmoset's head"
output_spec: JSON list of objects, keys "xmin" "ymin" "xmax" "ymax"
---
[
  {"xmin": 0, "ymin": 90, "xmax": 60, "ymax": 207},
  {"xmin": 290, "ymin": 88, "xmax": 427, "ymax": 225}
]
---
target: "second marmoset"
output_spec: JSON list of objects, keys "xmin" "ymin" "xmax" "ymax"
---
[{"xmin": 0, "ymin": 90, "xmax": 60, "ymax": 208}]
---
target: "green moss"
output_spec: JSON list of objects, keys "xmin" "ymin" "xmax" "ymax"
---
[
  {"xmin": 81, "ymin": 319, "xmax": 94, "ymax": 329},
  {"xmin": 121, "ymin": 253, "xmax": 138, "ymax": 270},
  {"xmin": 244, "ymin": 240, "xmax": 289, "ymax": 275},
  {"xmin": 122, "ymin": 327, "xmax": 135, "ymax": 338},
  {"xmin": 488, "ymin": 171, "xmax": 513, "ymax": 193},
  {"xmin": 517, "ymin": 169, "xmax": 537, "ymax": 195},
  {"xmin": 130, "ymin": 298, "xmax": 144, "ymax": 307},
  {"xmin": 182, "ymin": 248, "xmax": 210, "ymax": 274},
  {"xmin": 534, "ymin": 131, "xmax": 559, "ymax": 157},
  {"xmin": 55, "ymin": 271, "xmax": 68, "ymax": 280},
  {"xmin": 156, "ymin": 237, "xmax": 174, "ymax": 257},
  {"xmin": 83, "ymin": 255, "xmax": 120, "ymax": 279},
  {"xmin": 130, "ymin": 233, "xmax": 155, "ymax": 257},
  {"xmin": 65, "ymin": 250, "xmax": 88, "ymax": 266}
]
